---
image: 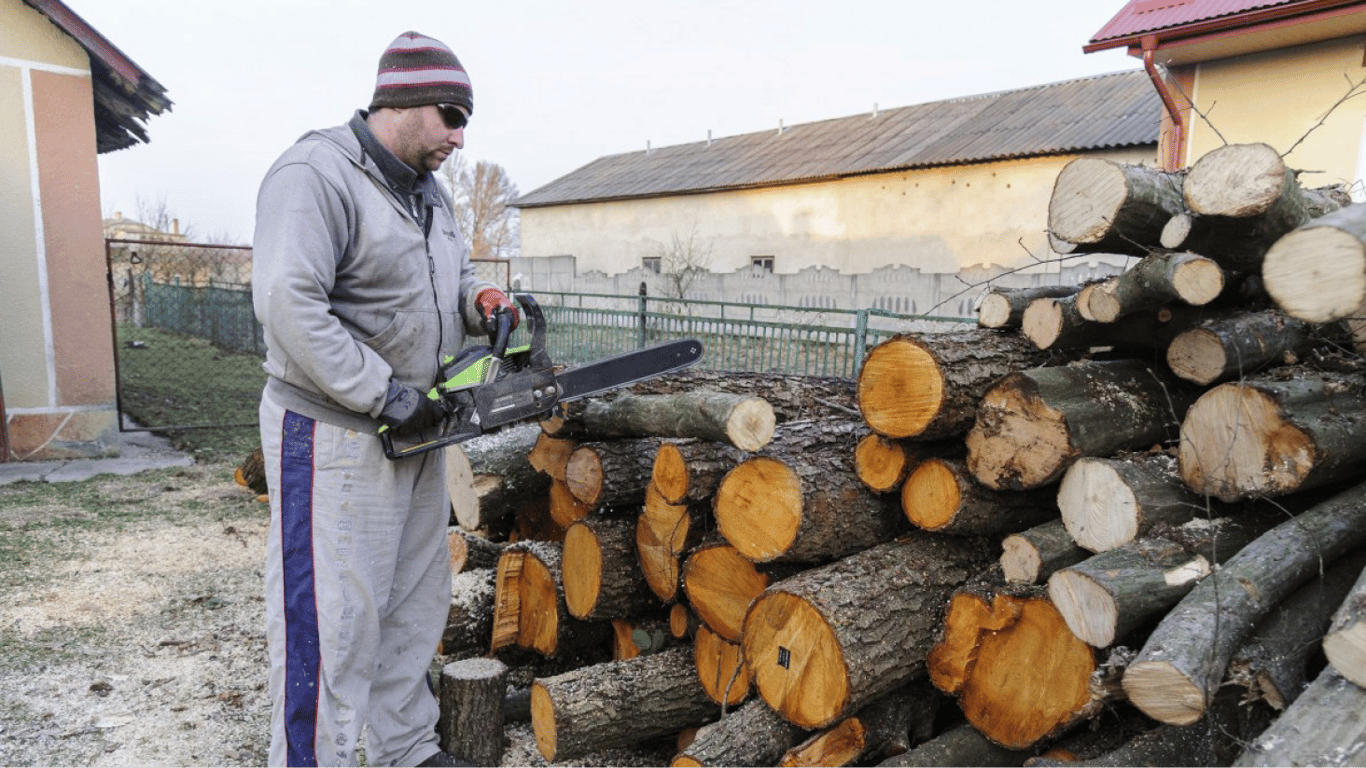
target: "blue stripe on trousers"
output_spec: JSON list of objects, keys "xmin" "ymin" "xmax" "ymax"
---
[{"xmin": 281, "ymin": 411, "xmax": 320, "ymax": 767}]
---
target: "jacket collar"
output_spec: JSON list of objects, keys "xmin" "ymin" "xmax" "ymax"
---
[{"xmin": 347, "ymin": 110, "xmax": 445, "ymax": 210}]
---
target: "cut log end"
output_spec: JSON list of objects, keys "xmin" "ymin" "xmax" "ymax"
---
[
  {"xmin": 716, "ymin": 457, "xmax": 803, "ymax": 561},
  {"xmin": 1165, "ymin": 328, "xmax": 1227, "ymax": 386},
  {"xmin": 965, "ymin": 378, "xmax": 1070, "ymax": 492},
  {"xmin": 694, "ymin": 624, "xmax": 751, "ymax": 706},
  {"xmin": 1264, "ymin": 226, "xmax": 1366, "ymax": 323},
  {"xmin": 1172, "ymin": 255, "xmax": 1225, "ymax": 306},
  {"xmin": 728, "ymin": 398, "xmax": 778, "ymax": 452},
  {"xmin": 1046, "ymin": 569, "xmax": 1119, "ymax": 648},
  {"xmin": 683, "ymin": 544, "xmax": 770, "ymax": 642},
  {"xmin": 562, "ymin": 523, "xmax": 602, "ymax": 620},
  {"xmin": 901, "ymin": 458, "xmax": 961, "ymax": 531},
  {"xmin": 1057, "ymin": 459, "xmax": 1138, "ymax": 553},
  {"xmin": 855, "ymin": 433, "xmax": 911, "ymax": 493},
  {"xmin": 1323, "ymin": 624, "xmax": 1366, "ymax": 688},
  {"xmin": 1000, "ymin": 535, "xmax": 1043, "ymax": 584},
  {"xmin": 1184, "ymin": 142, "xmax": 1287, "ymax": 218},
  {"xmin": 1047, "ymin": 158, "xmax": 1128, "ymax": 244},
  {"xmin": 1020, "ymin": 298, "xmax": 1066, "ymax": 350},
  {"xmin": 1122, "ymin": 659, "xmax": 1206, "ymax": 726},
  {"xmin": 857, "ymin": 338, "xmax": 945, "ymax": 439},
  {"xmin": 743, "ymin": 591, "xmax": 850, "ymax": 729},
  {"xmin": 1177, "ymin": 383, "xmax": 1313, "ymax": 501},
  {"xmin": 977, "ymin": 293, "xmax": 1014, "ymax": 329},
  {"xmin": 652, "ymin": 443, "xmax": 688, "ymax": 504},
  {"xmin": 530, "ymin": 682, "xmax": 557, "ymax": 760}
]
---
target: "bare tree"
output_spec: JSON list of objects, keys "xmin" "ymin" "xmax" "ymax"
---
[
  {"xmin": 651, "ymin": 225, "xmax": 714, "ymax": 300},
  {"xmin": 440, "ymin": 155, "xmax": 520, "ymax": 260},
  {"xmin": 135, "ymin": 193, "xmax": 196, "ymax": 240}
]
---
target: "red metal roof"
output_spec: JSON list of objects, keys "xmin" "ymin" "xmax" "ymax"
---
[{"xmin": 1087, "ymin": 0, "xmax": 1361, "ymax": 49}]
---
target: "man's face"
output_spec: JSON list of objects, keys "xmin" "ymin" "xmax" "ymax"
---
[{"xmin": 392, "ymin": 104, "xmax": 467, "ymax": 173}]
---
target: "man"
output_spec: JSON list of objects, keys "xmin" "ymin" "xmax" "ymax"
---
[{"xmin": 252, "ymin": 31, "xmax": 515, "ymax": 767}]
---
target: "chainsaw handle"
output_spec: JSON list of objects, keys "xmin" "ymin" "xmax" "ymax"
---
[
  {"xmin": 488, "ymin": 307, "xmax": 513, "ymax": 359},
  {"xmin": 513, "ymin": 293, "xmax": 552, "ymax": 369}
]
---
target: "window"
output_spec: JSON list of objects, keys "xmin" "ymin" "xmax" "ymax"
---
[
  {"xmin": 642, "ymin": 256, "xmax": 662, "ymax": 274},
  {"xmin": 750, "ymin": 255, "xmax": 774, "ymax": 274}
]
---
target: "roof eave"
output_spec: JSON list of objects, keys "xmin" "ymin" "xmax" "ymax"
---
[{"xmin": 1084, "ymin": 0, "xmax": 1365, "ymax": 54}]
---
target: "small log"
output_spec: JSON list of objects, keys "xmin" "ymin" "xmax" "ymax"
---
[
  {"xmin": 1021, "ymin": 294, "xmax": 1206, "ymax": 351},
  {"xmin": 1165, "ymin": 308, "xmax": 1348, "ymax": 386},
  {"xmin": 681, "ymin": 541, "xmax": 773, "ymax": 643},
  {"xmin": 901, "ymin": 456, "xmax": 1057, "ymax": 536},
  {"xmin": 235, "ymin": 446, "xmax": 267, "ymax": 495},
  {"xmin": 857, "ymin": 330, "xmax": 1055, "ymax": 441},
  {"xmin": 1001, "ymin": 519, "xmax": 1089, "ymax": 585},
  {"xmin": 855, "ymin": 433, "xmax": 915, "ymax": 494},
  {"xmin": 438, "ymin": 657, "xmax": 508, "ymax": 767},
  {"xmin": 1075, "ymin": 278, "xmax": 1117, "ymax": 322},
  {"xmin": 527, "ymin": 432, "xmax": 576, "ymax": 480},
  {"xmin": 449, "ymin": 527, "xmax": 503, "ymax": 573},
  {"xmin": 1184, "ymin": 142, "xmax": 1353, "ymax": 272},
  {"xmin": 1233, "ymin": 665, "xmax": 1366, "ymax": 766},
  {"xmin": 564, "ymin": 437, "xmax": 660, "ymax": 510},
  {"xmin": 672, "ymin": 697, "xmax": 805, "ymax": 768},
  {"xmin": 442, "ymin": 568, "xmax": 496, "ymax": 659},
  {"xmin": 1081, "ymin": 250, "xmax": 1225, "ymax": 323},
  {"xmin": 742, "ymin": 535, "xmax": 997, "ymax": 729},
  {"xmin": 1047, "ymin": 157, "xmax": 1186, "ymax": 253},
  {"xmin": 1047, "ymin": 513, "xmax": 1279, "ymax": 648},
  {"xmin": 606, "ymin": 368, "xmax": 860, "ymax": 424},
  {"xmin": 531, "ymin": 647, "xmax": 719, "ymax": 762},
  {"xmin": 779, "ymin": 683, "xmax": 939, "ymax": 767},
  {"xmin": 652, "ymin": 439, "xmax": 746, "ymax": 505},
  {"xmin": 977, "ymin": 285, "xmax": 1080, "ymax": 330},
  {"xmin": 562, "ymin": 518, "xmax": 658, "ymax": 621},
  {"xmin": 877, "ymin": 722, "xmax": 1033, "ymax": 767},
  {"xmin": 610, "ymin": 617, "xmax": 675, "ymax": 661},
  {"xmin": 966, "ymin": 360, "xmax": 1200, "ymax": 492},
  {"xmin": 1163, "ymin": 183, "xmax": 1350, "ymax": 255},
  {"xmin": 694, "ymin": 622, "xmax": 751, "ymax": 706},
  {"xmin": 716, "ymin": 423, "xmax": 905, "ymax": 563},
  {"xmin": 490, "ymin": 541, "xmax": 608, "ymax": 658},
  {"xmin": 1057, "ymin": 453, "xmax": 1213, "ymax": 553},
  {"xmin": 636, "ymin": 483, "xmax": 707, "ymax": 603},
  {"xmin": 1123, "ymin": 480, "xmax": 1366, "ymax": 725},
  {"xmin": 446, "ymin": 424, "xmax": 547, "ymax": 532},
  {"xmin": 552, "ymin": 391, "xmax": 776, "ymax": 451},
  {"xmin": 548, "ymin": 478, "xmax": 593, "ymax": 530},
  {"xmin": 1177, "ymin": 368, "xmax": 1366, "ymax": 501},
  {"xmin": 670, "ymin": 601, "xmax": 700, "ymax": 639},
  {"xmin": 1263, "ymin": 200, "xmax": 1366, "ymax": 353},
  {"xmin": 1323, "ymin": 554, "xmax": 1366, "ymax": 689}
]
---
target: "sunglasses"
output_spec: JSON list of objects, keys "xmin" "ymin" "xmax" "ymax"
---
[{"xmin": 436, "ymin": 103, "xmax": 468, "ymax": 131}]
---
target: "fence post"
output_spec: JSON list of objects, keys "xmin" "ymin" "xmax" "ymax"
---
[
  {"xmin": 854, "ymin": 309, "xmax": 870, "ymax": 376},
  {"xmin": 637, "ymin": 282, "xmax": 648, "ymax": 348}
]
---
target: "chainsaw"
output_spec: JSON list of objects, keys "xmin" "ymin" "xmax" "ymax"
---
[{"xmin": 380, "ymin": 293, "xmax": 704, "ymax": 459}]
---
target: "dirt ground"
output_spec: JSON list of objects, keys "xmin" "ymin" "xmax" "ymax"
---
[{"xmin": 0, "ymin": 459, "xmax": 668, "ymax": 767}]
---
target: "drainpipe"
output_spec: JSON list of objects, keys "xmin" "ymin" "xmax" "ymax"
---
[{"xmin": 1142, "ymin": 35, "xmax": 1185, "ymax": 170}]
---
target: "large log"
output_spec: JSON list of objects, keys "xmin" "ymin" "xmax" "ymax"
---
[
  {"xmin": 562, "ymin": 517, "xmax": 658, "ymax": 621},
  {"xmin": 1057, "ymin": 453, "xmax": 1215, "ymax": 553},
  {"xmin": 530, "ymin": 647, "xmax": 719, "ymax": 761},
  {"xmin": 878, "ymin": 722, "xmax": 1033, "ymax": 767},
  {"xmin": 564, "ymin": 437, "xmax": 660, "ymax": 510},
  {"xmin": 681, "ymin": 541, "xmax": 773, "ymax": 643},
  {"xmin": 1177, "ymin": 368, "xmax": 1366, "ymax": 502},
  {"xmin": 779, "ymin": 683, "xmax": 939, "ymax": 767},
  {"xmin": 1233, "ymin": 664, "xmax": 1366, "ymax": 766},
  {"xmin": 1122, "ymin": 480, "xmax": 1366, "ymax": 725},
  {"xmin": 652, "ymin": 439, "xmax": 746, "ymax": 505},
  {"xmin": 694, "ymin": 622, "xmax": 751, "ymax": 706},
  {"xmin": 1047, "ymin": 513, "xmax": 1279, "ymax": 648},
  {"xmin": 715, "ymin": 421, "xmax": 904, "ymax": 564},
  {"xmin": 1163, "ymin": 184, "xmax": 1350, "ymax": 258},
  {"xmin": 741, "ymin": 534, "xmax": 996, "ymax": 729},
  {"xmin": 977, "ymin": 285, "xmax": 1080, "ymax": 330},
  {"xmin": 1323, "ymin": 554, "xmax": 1366, "ymax": 689},
  {"xmin": 671, "ymin": 697, "xmax": 805, "ymax": 768},
  {"xmin": 445, "ymin": 424, "xmax": 547, "ymax": 532},
  {"xmin": 1183, "ymin": 142, "xmax": 1353, "ymax": 272},
  {"xmin": 966, "ymin": 360, "xmax": 1200, "ymax": 492},
  {"xmin": 549, "ymin": 391, "xmax": 776, "ymax": 451},
  {"xmin": 636, "ymin": 483, "xmax": 707, "ymax": 603},
  {"xmin": 1047, "ymin": 157, "xmax": 1185, "ymax": 254},
  {"xmin": 1263, "ymin": 201, "xmax": 1366, "ymax": 354},
  {"xmin": 857, "ymin": 330, "xmax": 1055, "ymax": 441},
  {"xmin": 900, "ymin": 456, "xmax": 1057, "ymax": 536},
  {"xmin": 1001, "ymin": 519, "xmax": 1089, "ymax": 585},
  {"xmin": 1165, "ymin": 308, "xmax": 1348, "ymax": 386},
  {"xmin": 1082, "ymin": 250, "xmax": 1226, "ymax": 324},
  {"xmin": 438, "ymin": 657, "xmax": 507, "ymax": 767}
]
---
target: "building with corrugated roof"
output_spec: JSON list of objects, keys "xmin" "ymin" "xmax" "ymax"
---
[{"xmin": 509, "ymin": 70, "xmax": 1159, "ymax": 311}]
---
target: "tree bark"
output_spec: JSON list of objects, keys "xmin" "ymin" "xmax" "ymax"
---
[
  {"xmin": 1047, "ymin": 157, "xmax": 1186, "ymax": 253},
  {"xmin": 1233, "ymin": 664, "xmax": 1366, "ymax": 766},
  {"xmin": 716, "ymin": 422, "xmax": 906, "ymax": 563},
  {"xmin": 857, "ymin": 330, "xmax": 1055, "ymax": 441},
  {"xmin": 900, "ymin": 456, "xmax": 1058, "ymax": 536},
  {"xmin": 741, "ymin": 534, "xmax": 996, "ymax": 729},
  {"xmin": 1123, "ymin": 480, "xmax": 1366, "ymax": 725},
  {"xmin": 636, "ymin": 483, "xmax": 708, "ymax": 603},
  {"xmin": 531, "ymin": 647, "xmax": 720, "ymax": 762},
  {"xmin": 966, "ymin": 360, "xmax": 1200, "ymax": 492},
  {"xmin": 652, "ymin": 439, "xmax": 747, "ymax": 505},
  {"xmin": 1056, "ymin": 453, "xmax": 1215, "ymax": 553},
  {"xmin": 779, "ymin": 683, "xmax": 939, "ymax": 767},
  {"xmin": 1323, "ymin": 553, "xmax": 1366, "ymax": 689},
  {"xmin": 1165, "ymin": 308, "xmax": 1348, "ymax": 386},
  {"xmin": 977, "ymin": 285, "xmax": 1080, "ymax": 330},
  {"xmin": 562, "ymin": 517, "xmax": 658, "ymax": 621},
  {"xmin": 564, "ymin": 437, "xmax": 660, "ymax": 510},
  {"xmin": 442, "ymin": 568, "xmax": 496, "ymax": 659},
  {"xmin": 445, "ymin": 424, "xmax": 547, "ymax": 532},
  {"xmin": 878, "ymin": 722, "xmax": 1033, "ymax": 767},
  {"xmin": 1081, "ymin": 250, "xmax": 1225, "ymax": 323},
  {"xmin": 694, "ymin": 622, "xmax": 752, "ymax": 707},
  {"xmin": 1177, "ymin": 368, "xmax": 1366, "ymax": 502},
  {"xmin": 672, "ymin": 697, "xmax": 805, "ymax": 768},
  {"xmin": 1001, "ymin": 519, "xmax": 1088, "ymax": 585},
  {"xmin": 438, "ymin": 657, "xmax": 508, "ymax": 767}
]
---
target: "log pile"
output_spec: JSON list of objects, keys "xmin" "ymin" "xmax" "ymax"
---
[{"xmin": 431, "ymin": 144, "xmax": 1366, "ymax": 766}]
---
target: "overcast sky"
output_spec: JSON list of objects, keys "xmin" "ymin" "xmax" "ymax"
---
[{"xmin": 76, "ymin": 0, "xmax": 1137, "ymax": 244}]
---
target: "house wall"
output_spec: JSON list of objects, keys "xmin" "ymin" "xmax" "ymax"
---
[
  {"xmin": 1, "ymin": 0, "xmax": 118, "ymax": 460},
  {"xmin": 1185, "ymin": 35, "xmax": 1366, "ymax": 189},
  {"xmin": 516, "ymin": 147, "xmax": 1153, "ymax": 309}
]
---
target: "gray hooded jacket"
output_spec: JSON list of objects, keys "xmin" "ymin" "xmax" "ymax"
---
[{"xmin": 252, "ymin": 112, "xmax": 494, "ymax": 433}]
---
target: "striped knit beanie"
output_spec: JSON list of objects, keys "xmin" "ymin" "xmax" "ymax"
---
[{"xmin": 369, "ymin": 31, "xmax": 472, "ymax": 115}]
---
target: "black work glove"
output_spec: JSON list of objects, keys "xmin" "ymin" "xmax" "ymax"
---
[{"xmin": 379, "ymin": 380, "xmax": 445, "ymax": 435}]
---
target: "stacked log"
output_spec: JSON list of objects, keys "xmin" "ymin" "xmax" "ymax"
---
[{"xmin": 432, "ymin": 144, "xmax": 1366, "ymax": 767}]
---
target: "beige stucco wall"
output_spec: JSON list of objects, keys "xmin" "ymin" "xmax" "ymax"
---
[
  {"xmin": 1, "ymin": 0, "xmax": 118, "ymax": 459},
  {"xmin": 519, "ymin": 147, "xmax": 1154, "ymax": 280},
  {"xmin": 1184, "ymin": 35, "xmax": 1366, "ymax": 189}
]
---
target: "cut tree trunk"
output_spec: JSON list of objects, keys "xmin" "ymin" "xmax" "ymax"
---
[
  {"xmin": 448, "ymin": 528, "xmax": 503, "ymax": 573},
  {"xmin": 1122, "ymin": 480, "xmax": 1366, "ymax": 725},
  {"xmin": 1021, "ymin": 294, "xmax": 1207, "ymax": 351},
  {"xmin": 694, "ymin": 622, "xmax": 751, "ymax": 706},
  {"xmin": 977, "ymin": 285, "xmax": 1080, "ymax": 330},
  {"xmin": 1177, "ymin": 368, "xmax": 1366, "ymax": 502},
  {"xmin": 445, "ymin": 424, "xmax": 547, "ymax": 532},
  {"xmin": 491, "ymin": 541, "xmax": 608, "ymax": 658},
  {"xmin": 715, "ymin": 423, "xmax": 905, "ymax": 563},
  {"xmin": 442, "ymin": 568, "xmax": 496, "ymax": 659},
  {"xmin": 1001, "ymin": 519, "xmax": 1089, "ymax": 585},
  {"xmin": 1323, "ymin": 554, "xmax": 1366, "ymax": 689},
  {"xmin": 1047, "ymin": 513, "xmax": 1280, "ymax": 648},
  {"xmin": 926, "ymin": 577, "xmax": 1110, "ymax": 749},
  {"xmin": 1081, "ymin": 250, "xmax": 1225, "ymax": 323},
  {"xmin": 900, "ymin": 456, "xmax": 1058, "ymax": 536},
  {"xmin": 548, "ymin": 478, "xmax": 593, "ymax": 530},
  {"xmin": 562, "ymin": 517, "xmax": 658, "ymax": 621},
  {"xmin": 438, "ymin": 657, "xmax": 508, "ymax": 767},
  {"xmin": 1165, "ymin": 308, "xmax": 1347, "ymax": 386},
  {"xmin": 779, "ymin": 683, "xmax": 939, "ymax": 767},
  {"xmin": 1163, "ymin": 182, "xmax": 1350, "ymax": 256},
  {"xmin": 527, "ymin": 432, "xmax": 577, "ymax": 481},
  {"xmin": 1263, "ymin": 200, "xmax": 1366, "ymax": 354},
  {"xmin": 564, "ymin": 438, "xmax": 660, "ymax": 510},
  {"xmin": 1047, "ymin": 157, "xmax": 1186, "ymax": 253},
  {"xmin": 877, "ymin": 722, "xmax": 1034, "ymax": 767},
  {"xmin": 549, "ymin": 392, "xmax": 776, "ymax": 451},
  {"xmin": 636, "ymin": 483, "xmax": 707, "ymax": 603},
  {"xmin": 1233, "ymin": 664, "xmax": 1366, "ymax": 767},
  {"xmin": 530, "ymin": 647, "xmax": 719, "ymax": 762},
  {"xmin": 741, "ymin": 534, "xmax": 997, "ymax": 729},
  {"xmin": 671, "ymin": 697, "xmax": 805, "ymax": 768},
  {"xmin": 857, "ymin": 330, "xmax": 1054, "ymax": 441},
  {"xmin": 681, "ymin": 541, "xmax": 774, "ymax": 643},
  {"xmin": 652, "ymin": 439, "xmax": 747, "ymax": 505},
  {"xmin": 1057, "ymin": 453, "xmax": 1215, "ymax": 553},
  {"xmin": 855, "ymin": 433, "xmax": 916, "ymax": 494},
  {"xmin": 1183, "ymin": 142, "xmax": 1354, "ymax": 272},
  {"xmin": 966, "ymin": 359, "xmax": 1200, "ymax": 492}
]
